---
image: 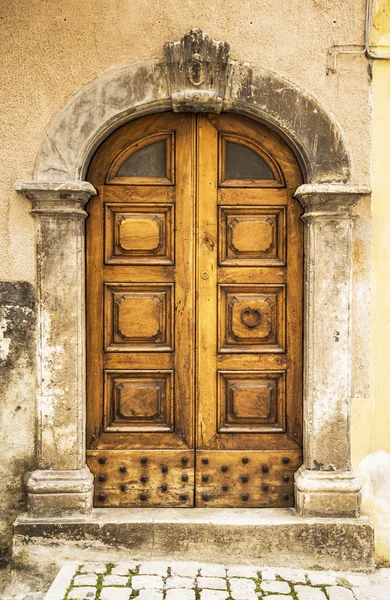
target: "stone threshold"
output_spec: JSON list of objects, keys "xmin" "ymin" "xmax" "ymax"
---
[{"xmin": 13, "ymin": 508, "xmax": 374, "ymax": 574}]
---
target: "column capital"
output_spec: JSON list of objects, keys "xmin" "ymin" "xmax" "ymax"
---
[
  {"xmin": 294, "ymin": 184, "xmax": 370, "ymax": 216},
  {"xmin": 15, "ymin": 180, "xmax": 97, "ymax": 217}
]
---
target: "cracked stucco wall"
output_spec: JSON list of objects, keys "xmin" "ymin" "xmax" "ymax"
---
[{"xmin": 0, "ymin": 0, "xmax": 373, "ymax": 561}]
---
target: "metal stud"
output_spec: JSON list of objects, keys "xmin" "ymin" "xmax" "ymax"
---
[
  {"xmin": 262, "ymin": 483, "xmax": 269, "ymax": 491},
  {"xmin": 181, "ymin": 494, "xmax": 189, "ymax": 501},
  {"xmin": 202, "ymin": 493, "xmax": 210, "ymax": 501},
  {"xmin": 202, "ymin": 475, "xmax": 209, "ymax": 482},
  {"xmin": 222, "ymin": 484, "xmax": 228, "ymax": 491},
  {"xmin": 282, "ymin": 493, "xmax": 289, "ymax": 501},
  {"xmin": 181, "ymin": 474, "xmax": 189, "ymax": 482},
  {"xmin": 282, "ymin": 457, "xmax": 290, "ymax": 464},
  {"xmin": 98, "ymin": 474, "xmax": 107, "ymax": 482},
  {"xmin": 98, "ymin": 493, "xmax": 106, "ymax": 501},
  {"xmin": 242, "ymin": 457, "xmax": 249, "ymax": 464},
  {"xmin": 140, "ymin": 457, "xmax": 148, "ymax": 464},
  {"xmin": 140, "ymin": 475, "xmax": 148, "ymax": 483},
  {"xmin": 221, "ymin": 465, "xmax": 228, "ymax": 472},
  {"xmin": 140, "ymin": 493, "xmax": 148, "ymax": 501},
  {"xmin": 262, "ymin": 464, "xmax": 269, "ymax": 473},
  {"xmin": 161, "ymin": 483, "xmax": 168, "ymax": 492},
  {"xmin": 241, "ymin": 493, "xmax": 249, "ymax": 501},
  {"xmin": 283, "ymin": 475, "xmax": 290, "ymax": 482},
  {"xmin": 120, "ymin": 484, "xmax": 127, "ymax": 492},
  {"xmin": 119, "ymin": 466, "xmax": 127, "ymax": 473},
  {"xmin": 241, "ymin": 475, "xmax": 249, "ymax": 483},
  {"xmin": 202, "ymin": 458, "xmax": 209, "ymax": 465},
  {"xmin": 98, "ymin": 457, "xmax": 106, "ymax": 464},
  {"xmin": 182, "ymin": 457, "xmax": 189, "ymax": 464},
  {"xmin": 161, "ymin": 465, "xmax": 168, "ymax": 473}
]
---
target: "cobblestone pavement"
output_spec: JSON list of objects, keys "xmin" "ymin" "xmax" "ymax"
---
[{"xmin": 28, "ymin": 561, "xmax": 390, "ymax": 600}]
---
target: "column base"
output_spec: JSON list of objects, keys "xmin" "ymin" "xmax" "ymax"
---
[
  {"xmin": 295, "ymin": 466, "xmax": 361, "ymax": 518},
  {"xmin": 27, "ymin": 467, "xmax": 94, "ymax": 517}
]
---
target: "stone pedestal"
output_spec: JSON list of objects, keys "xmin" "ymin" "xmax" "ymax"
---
[
  {"xmin": 15, "ymin": 181, "xmax": 96, "ymax": 516},
  {"xmin": 294, "ymin": 184, "xmax": 370, "ymax": 518}
]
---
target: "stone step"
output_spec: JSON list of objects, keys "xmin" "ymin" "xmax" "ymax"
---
[{"xmin": 13, "ymin": 508, "xmax": 374, "ymax": 575}]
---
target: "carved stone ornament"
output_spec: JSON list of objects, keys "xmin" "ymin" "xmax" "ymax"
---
[{"xmin": 165, "ymin": 29, "xmax": 230, "ymax": 113}]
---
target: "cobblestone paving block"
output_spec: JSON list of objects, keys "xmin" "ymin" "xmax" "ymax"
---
[
  {"xmin": 79, "ymin": 563, "xmax": 106, "ymax": 574},
  {"xmin": 165, "ymin": 590, "xmax": 196, "ymax": 600},
  {"xmin": 99, "ymin": 588, "xmax": 132, "ymax": 600},
  {"xmin": 67, "ymin": 588, "xmax": 96, "ymax": 599},
  {"xmin": 200, "ymin": 564, "xmax": 227, "ymax": 577},
  {"xmin": 275, "ymin": 567, "xmax": 307, "ymax": 583},
  {"xmin": 198, "ymin": 576, "xmax": 227, "ymax": 590},
  {"xmin": 343, "ymin": 574, "xmax": 371, "ymax": 587},
  {"xmin": 199, "ymin": 591, "xmax": 229, "ymax": 600},
  {"xmin": 306, "ymin": 571, "xmax": 338, "ymax": 586},
  {"xmin": 295, "ymin": 585, "xmax": 327, "ymax": 599},
  {"xmin": 170, "ymin": 562, "xmax": 201, "ymax": 577},
  {"xmin": 111, "ymin": 562, "xmax": 138, "ymax": 575},
  {"xmin": 131, "ymin": 575, "xmax": 164, "ymax": 589},
  {"xmin": 227, "ymin": 565, "xmax": 259, "ymax": 578},
  {"xmin": 138, "ymin": 562, "xmax": 168, "ymax": 576},
  {"xmin": 136, "ymin": 591, "xmax": 163, "ymax": 600},
  {"xmin": 379, "ymin": 569, "xmax": 390, "ymax": 578},
  {"xmin": 102, "ymin": 574, "xmax": 129, "ymax": 586},
  {"xmin": 326, "ymin": 586, "xmax": 355, "ymax": 599},
  {"xmin": 229, "ymin": 577, "xmax": 257, "ymax": 597},
  {"xmin": 229, "ymin": 591, "xmax": 258, "ymax": 600},
  {"xmin": 73, "ymin": 575, "xmax": 99, "ymax": 586},
  {"xmin": 265, "ymin": 596, "xmax": 294, "ymax": 600},
  {"xmin": 261, "ymin": 580, "xmax": 291, "ymax": 594},
  {"xmin": 165, "ymin": 576, "xmax": 194, "ymax": 588},
  {"xmin": 353, "ymin": 585, "xmax": 390, "ymax": 600},
  {"xmin": 260, "ymin": 567, "xmax": 277, "ymax": 580}
]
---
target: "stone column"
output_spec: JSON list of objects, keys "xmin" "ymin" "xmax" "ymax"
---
[
  {"xmin": 294, "ymin": 184, "xmax": 370, "ymax": 518},
  {"xmin": 15, "ymin": 181, "xmax": 97, "ymax": 516}
]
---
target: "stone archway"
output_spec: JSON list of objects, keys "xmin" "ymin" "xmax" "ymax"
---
[{"xmin": 16, "ymin": 30, "xmax": 369, "ymax": 521}]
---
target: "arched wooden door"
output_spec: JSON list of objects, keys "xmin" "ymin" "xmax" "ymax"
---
[{"xmin": 86, "ymin": 112, "xmax": 303, "ymax": 508}]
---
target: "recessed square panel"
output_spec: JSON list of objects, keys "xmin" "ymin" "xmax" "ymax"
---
[
  {"xmin": 218, "ymin": 371, "xmax": 286, "ymax": 433},
  {"xmin": 105, "ymin": 204, "xmax": 174, "ymax": 265},
  {"xmin": 218, "ymin": 284, "xmax": 285, "ymax": 353},
  {"xmin": 219, "ymin": 206, "xmax": 286, "ymax": 266},
  {"xmin": 104, "ymin": 370, "xmax": 174, "ymax": 432},
  {"xmin": 105, "ymin": 284, "xmax": 174, "ymax": 352}
]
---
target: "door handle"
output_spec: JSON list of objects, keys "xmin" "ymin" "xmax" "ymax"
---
[{"xmin": 240, "ymin": 307, "xmax": 262, "ymax": 328}]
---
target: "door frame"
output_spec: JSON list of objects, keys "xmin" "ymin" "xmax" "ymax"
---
[{"xmin": 16, "ymin": 29, "xmax": 369, "ymax": 519}]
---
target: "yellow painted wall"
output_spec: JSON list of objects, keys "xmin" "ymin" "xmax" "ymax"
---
[
  {"xmin": 352, "ymin": 0, "xmax": 390, "ymax": 563},
  {"xmin": 371, "ymin": 1, "xmax": 390, "ymax": 457}
]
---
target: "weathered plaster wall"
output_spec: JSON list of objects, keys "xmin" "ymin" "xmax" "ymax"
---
[
  {"xmin": 352, "ymin": 0, "xmax": 390, "ymax": 563},
  {"xmin": 0, "ymin": 283, "xmax": 36, "ymax": 565},
  {"xmin": 0, "ymin": 0, "xmax": 371, "ymax": 560}
]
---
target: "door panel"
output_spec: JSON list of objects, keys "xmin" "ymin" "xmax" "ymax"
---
[
  {"xmin": 86, "ymin": 113, "xmax": 196, "ymax": 506},
  {"xmin": 86, "ymin": 112, "xmax": 303, "ymax": 508},
  {"xmin": 195, "ymin": 114, "xmax": 303, "ymax": 507}
]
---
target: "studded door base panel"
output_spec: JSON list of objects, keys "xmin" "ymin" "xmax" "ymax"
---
[
  {"xmin": 88, "ymin": 450, "xmax": 195, "ymax": 508},
  {"xmin": 88, "ymin": 449, "xmax": 302, "ymax": 508},
  {"xmin": 195, "ymin": 450, "xmax": 302, "ymax": 508}
]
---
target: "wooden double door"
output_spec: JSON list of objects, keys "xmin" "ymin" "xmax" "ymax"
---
[{"xmin": 86, "ymin": 112, "xmax": 303, "ymax": 508}]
